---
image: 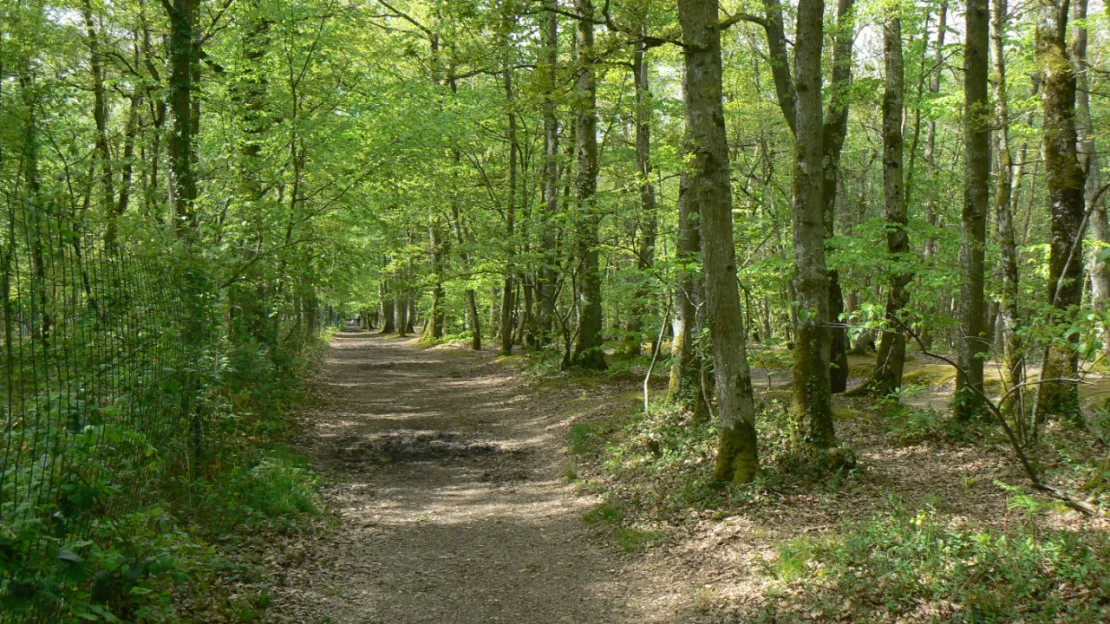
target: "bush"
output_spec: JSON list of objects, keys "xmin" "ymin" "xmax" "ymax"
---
[{"xmin": 195, "ymin": 446, "xmax": 322, "ymax": 538}]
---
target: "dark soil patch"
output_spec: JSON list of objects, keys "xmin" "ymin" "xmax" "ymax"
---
[{"xmin": 335, "ymin": 431, "xmax": 500, "ymax": 464}]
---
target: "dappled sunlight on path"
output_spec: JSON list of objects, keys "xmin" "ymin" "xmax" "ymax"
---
[{"xmin": 268, "ymin": 333, "xmax": 704, "ymax": 624}]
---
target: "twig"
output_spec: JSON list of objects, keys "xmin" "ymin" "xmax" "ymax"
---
[
  {"xmin": 888, "ymin": 318, "xmax": 1096, "ymax": 516},
  {"xmin": 644, "ymin": 305, "xmax": 671, "ymax": 414}
]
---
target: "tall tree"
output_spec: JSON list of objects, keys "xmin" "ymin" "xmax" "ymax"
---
[
  {"xmin": 954, "ymin": 0, "xmax": 990, "ymax": 420},
  {"xmin": 991, "ymin": 0, "xmax": 1025, "ymax": 417},
  {"xmin": 668, "ymin": 177, "xmax": 708, "ymax": 419},
  {"xmin": 1034, "ymin": 0, "xmax": 1086, "ymax": 421},
  {"xmin": 677, "ymin": 0, "xmax": 759, "ymax": 483},
  {"xmin": 824, "ymin": 0, "xmax": 856, "ymax": 394},
  {"xmin": 623, "ymin": 20, "xmax": 657, "ymax": 358},
  {"xmin": 750, "ymin": 0, "xmax": 840, "ymax": 450},
  {"xmin": 167, "ymin": 0, "xmax": 200, "ymax": 237},
  {"xmin": 500, "ymin": 19, "xmax": 519, "ymax": 356},
  {"xmin": 863, "ymin": 8, "xmax": 911, "ymax": 396},
  {"xmin": 572, "ymin": 0, "xmax": 605, "ymax": 370},
  {"xmin": 536, "ymin": 0, "xmax": 560, "ymax": 346},
  {"xmin": 1074, "ymin": 0, "xmax": 1110, "ymax": 360},
  {"xmin": 789, "ymin": 0, "xmax": 836, "ymax": 451}
]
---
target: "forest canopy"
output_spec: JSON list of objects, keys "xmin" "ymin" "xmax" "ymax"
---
[{"xmin": 5, "ymin": 0, "xmax": 1110, "ymax": 620}]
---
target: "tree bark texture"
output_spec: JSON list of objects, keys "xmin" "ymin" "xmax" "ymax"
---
[
  {"xmin": 572, "ymin": 0, "xmax": 605, "ymax": 370},
  {"xmin": 789, "ymin": 0, "xmax": 836, "ymax": 451},
  {"xmin": 678, "ymin": 0, "xmax": 759, "ymax": 484},
  {"xmin": 955, "ymin": 0, "xmax": 990, "ymax": 420},
  {"xmin": 868, "ymin": 14, "xmax": 911, "ymax": 396},
  {"xmin": 822, "ymin": 0, "xmax": 855, "ymax": 393},
  {"xmin": 1035, "ymin": 0, "xmax": 1086, "ymax": 422}
]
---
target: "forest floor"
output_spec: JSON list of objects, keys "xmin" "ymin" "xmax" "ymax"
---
[
  {"xmin": 265, "ymin": 332, "xmax": 710, "ymax": 623},
  {"xmin": 264, "ymin": 332, "xmax": 1110, "ymax": 623}
]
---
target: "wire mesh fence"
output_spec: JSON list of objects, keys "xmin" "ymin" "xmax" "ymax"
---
[{"xmin": 0, "ymin": 194, "xmax": 200, "ymax": 618}]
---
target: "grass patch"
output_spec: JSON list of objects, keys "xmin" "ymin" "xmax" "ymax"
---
[
  {"xmin": 583, "ymin": 501, "xmax": 665, "ymax": 552},
  {"xmin": 194, "ymin": 445, "xmax": 322, "ymax": 539},
  {"xmin": 878, "ymin": 402, "xmax": 996, "ymax": 447},
  {"xmin": 761, "ymin": 503, "xmax": 1110, "ymax": 623},
  {"xmin": 900, "ymin": 363, "xmax": 959, "ymax": 388}
]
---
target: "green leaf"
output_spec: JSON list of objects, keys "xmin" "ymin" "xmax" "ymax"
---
[{"xmin": 56, "ymin": 548, "xmax": 83, "ymax": 564}]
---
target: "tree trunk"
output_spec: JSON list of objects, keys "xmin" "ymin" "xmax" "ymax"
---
[
  {"xmin": 379, "ymin": 278, "xmax": 396, "ymax": 334},
  {"xmin": 866, "ymin": 14, "xmax": 911, "ymax": 396},
  {"xmin": 167, "ymin": 0, "xmax": 199, "ymax": 237},
  {"xmin": 395, "ymin": 290, "xmax": 409, "ymax": 337},
  {"xmin": 954, "ymin": 0, "xmax": 990, "ymax": 420},
  {"xmin": 678, "ymin": 0, "xmax": 759, "ymax": 484},
  {"xmin": 1034, "ymin": 0, "xmax": 1086, "ymax": 422},
  {"xmin": 991, "ymin": 0, "xmax": 1025, "ymax": 420},
  {"xmin": 668, "ymin": 175, "xmax": 708, "ymax": 419},
  {"xmin": 537, "ymin": 0, "xmax": 559, "ymax": 346},
  {"xmin": 422, "ymin": 220, "xmax": 447, "ymax": 342},
  {"xmin": 500, "ymin": 36, "xmax": 518, "ymax": 356},
  {"xmin": 1074, "ymin": 0, "xmax": 1110, "ymax": 363},
  {"xmin": 623, "ymin": 29, "xmax": 657, "ymax": 358},
  {"xmin": 83, "ymin": 0, "xmax": 118, "ymax": 249},
  {"xmin": 572, "ymin": 0, "xmax": 605, "ymax": 370},
  {"xmin": 922, "ymin": 1, "xmax": 947, "ymax": 265},
  {"xmin": 789, "ymin": 0, "xmax": 836, "ymax": 451},
  {"xmin": 823, "ymin": 0, "xmax": 855, "ymax": 393},
  {"xmin": 164, "ymin": 0, "xmax": 204, "ymax": 471}
]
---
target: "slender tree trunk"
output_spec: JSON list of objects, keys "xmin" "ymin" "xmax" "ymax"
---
[
  {"xmin": 501, "ymin": 38, "xmax": 518, "ymax": 356},
  {"xmin": 866, "ymin": 13, "xmax": 911, "ymax": 396},
  {"xmin": 790, "ymin": 0, "xmax": 836, "ymax": 451},
  {"xmin": 1074, "ymin": 0, "xmax": 1110, "ymax": 362},
  {"xmin": 380, "ymin": 282, "xmax": 396, "ymax": 334},
  {"xmin": 18, "ymin": 70, "xmax": 52, "ymax": 341},
  {"xmin": 401, "ymin": 286, "xmax": 415, "ymax": 335},
  {"xmin": 918, "ymin": 1, "xmax": 947, "ymax": 350},
  {"xmin": 954, "ymin": 0, "xmax": 990, "ymax": 420},
  {"xmin": 164, "ymin": 0, "xmax": 205, "ymax": 471},
  {"xmin": 991, "ymin": 0, "xmax": 1025, "ymax": 418},
  {"xmin": 678, "ymin": 0, "xmax": 759, "ymax": 484},
  {"xmin": 668, "ymin": 176, "xmax": 707, "ymax": 419},
  {"xmin": 83, "ymin": 0, "xmax": 119, "ymax": 250},
  {"xmin": 823, "ymin": 0, "xmax": 855, "ymax": 393},
  {"xmin": 623, "ymin": 30, "xmax": 657, "ymax": 358},
  {"xmin": 110, "ymin": 93, "xmax": 141, "ymax": 245},
  {"xmin": 572, "ymin": 0, "xmax": 605, "ymax": 370},
  {"xmin": 1034, "ymin": 0, "xmax": 1086, "ymax": 422},
  {"xmin": 923, "ymin": 0, "xmax": 946, "ymax": 262},
  {"xmin": 423, "ymin": 220, "xmax": 447, "ymax": 342},
  {"xmin": 449, "ymin": 197, "xmax": 481, "ymax": 349},
  {"xmin": 537, "ymin": 1, "xmax": 559, "ymax": 346},
  {"xmin": 167, "ymin": 0, "xmax": 200, "ymax": 237}
]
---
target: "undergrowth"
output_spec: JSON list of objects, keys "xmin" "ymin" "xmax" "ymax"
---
[
  {"xmin": 760, "ymin": 501, "xmax": 1110, "ymax": 622},
  {"xmin": 0, "ymin": 333, "xmax": 330, "ymax": 622}
]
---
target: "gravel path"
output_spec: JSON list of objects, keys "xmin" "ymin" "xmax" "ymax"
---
[{"xmin": 268, "ymin": 332, "xmax": 700, "ymax": 624}]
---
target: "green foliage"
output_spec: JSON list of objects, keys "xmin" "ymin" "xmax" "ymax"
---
[
  {"xmin": 583, "ymin": 501, "xmax": 664, "ymax": 553},
  {"xmin": 763, "ymin": 504, "xmax": 1110, "ymax": 623},
  {"xmin": 2, "ymin": 505, "xmax": 203, "ymax": 622},
  {"xmin": 195, "ymin": 447, "xmax": 322, "ymax": 538}
]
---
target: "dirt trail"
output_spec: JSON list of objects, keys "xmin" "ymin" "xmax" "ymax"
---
[{"xmin": 269, "ymin": 332, "xmax": 704, "ymax": 624}]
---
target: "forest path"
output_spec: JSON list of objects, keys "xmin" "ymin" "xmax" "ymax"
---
[{"xmin": 269, "ymin": 332, "xmax": 703, "ymax": 624}]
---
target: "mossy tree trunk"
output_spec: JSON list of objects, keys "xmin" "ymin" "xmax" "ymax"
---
[
  {"xmin": 789, "ymin": 0, "xmax": 836, "ymax": 451},
  {"xmin": 677, "ymin": 0, "xmax": 759, "ymax": 484},
  {"xmin": 1034, "ymin": 0, "xmax": 1086, "ymax": 423}
]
